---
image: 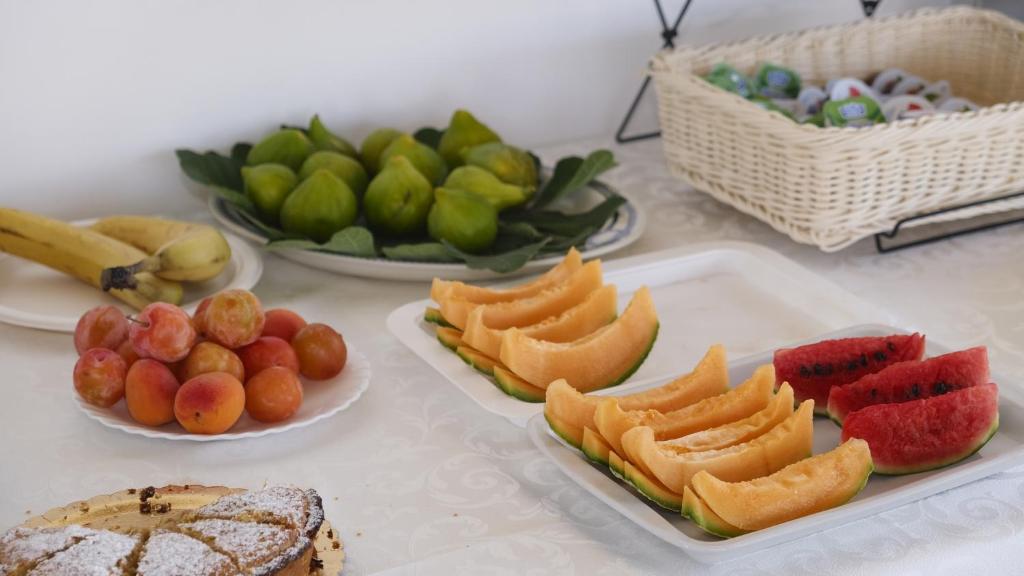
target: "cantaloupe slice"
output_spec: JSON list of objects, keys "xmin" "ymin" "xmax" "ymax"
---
[
  {"xmin": 624, "ymin": 460, "xmax": 684, "ymax": 512},
  {"xmin": 493, "ymin": 366, "xmax": 546, "ymax": 403},
  {"xmin": 543, "ymin": 345, "xmax": 728, "ymax": 450},
  {"xmin": 547, "ymin": 411, "xmax": 585, "ymax": 447},
  {"xmin": 628, "ymin": 400, "xmax": 815, "ymax": 494},
  {"xmin": 431, "ymin": 247, "xmax": 582, "ymax": 305},
  {"xmin": 595, "ymin": 364, "xmax": 775, "ymax": 459},
  {"xmin": 436, "ymin": 326, "xmax": 463, "ymax": 351},
  {"xmin": 500, "ymin": 287, "xmax": 659, "ymax": 393},
  {"xmin": 623, "ymin": 383, "xmax": 796, "ymax": 464},
  {"xmin": 608, "ymin": 450, "xmax": 626, "ymax": 480},
  {"xmin": 691, "ymin": 438, "xmax": 872, "ymax": 532},
  {"xmin": 440, "ymin": 260, "xmax": 603, "ymax": 331},
  {"xmin": 462, "ymin": 284, "xmax": 618, "ymax": 359},
  {"xmin": 423, "ymin": 306, "xmax": 453, "ymax": 327},
  {"xmin": 682, "ymin": 487, "xmax": 748, "ymax": 538},
  {"xmin": 581, "ymin": 426, "xmax": 612, "ymax": 466}
]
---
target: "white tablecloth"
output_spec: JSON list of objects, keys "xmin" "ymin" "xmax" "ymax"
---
[{"xmin": 2, "ymin": 138, "xmax": 1023, "ymax": 575}]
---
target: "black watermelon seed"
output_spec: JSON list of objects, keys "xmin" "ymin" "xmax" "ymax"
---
[
  {"xmin": 813, "ymin": 363, "xmax": 826, "ymax": 376},
  {"xmin": 860, "ymin": 354, "xmax": 868, "ymax": 367},
  {"xmin": 887, "ymin": 341, "xmax": 897, "ymax": 352},
  {"xmin": 934, "ymin": 381, "xmax": 950, "ymax": 395},
  {"xmin": 800, "ymin": 365, "xmax": 811, "ymax": 377},
  {"xmin": 874, "ymin": 351, "xmax": 887, "ymax": 362},
  {"xmin": 847, "ymin": 360, "xmax": 859, "ymax": 371},
  {"xmin": 870, "ymin": 388, "xmax": 877, "ymax": 398},
  {"xmin": 911, "ymin": 384, "xmax": 920, "ymax": 398}
]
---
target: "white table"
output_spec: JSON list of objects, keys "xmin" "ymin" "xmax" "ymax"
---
[{"xmin": 2, "ymin": 138, "xmax": 1023, "ymax": 575}]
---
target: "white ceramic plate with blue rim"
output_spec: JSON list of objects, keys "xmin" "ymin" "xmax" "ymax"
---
[{"xmin": 206, "ymin": 179, "xmax": 645, "ymax": 282}]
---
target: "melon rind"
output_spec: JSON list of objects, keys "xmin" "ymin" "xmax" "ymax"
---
[
  {"xmin": 682, "ymin": 487, "xmax": 749, "ymax": 538},
  {"xmin": 436, "ymin": 327, "xmax": 463, "ymax": 351},
  {"xmin": 455, "ymin": 346, "xmax": 501, "ymax": 377},
  {"xmin": 690, "ymin": 438, "xmax": 873, "ymax": 531},
  {"xmin": 624, "ymin": 461, "xmax": 684, "ymax": 512},
  {"xmin": 581, "ymin": 426, "xmax": 611, "ymax": 466},
  {"xmin": 423, "ymin": 307, "xmax": 453, "ymax": 328},
  {"xmin": 546, "ymin": 411, "xmax": 585, "ymax": 448},
  {"xmin": 608, "ymin": 451, "xmax": 626, "ymax": 480},
  {"xmin": 542, "ymin": 346, "xmax": 729, "ymax": 457},
  {"xmin": 492, "ymin": 366, "xmax": 546, "ymax": 403}
]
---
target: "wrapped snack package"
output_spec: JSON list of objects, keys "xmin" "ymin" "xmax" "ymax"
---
[
  {"xmin": 824, "ymin": 96, "xmax": 886, "ymax": 127},
  {"xmin": 891, "ymin": 75, "xmax": 927, "ymax": 96},
  {"xmin": 938, "ymin": 97, "xmax": 980, "ymax": 113},
  {"xmin": 750, "ymin": 95, "xmax": 797, "ymax": 120},
  {"xmin": 755, "ymin": 63, "xmax": 802, "ymax": 99},
  {"xmin": 882, "ymin": 95, "xmax": 936, "ymax": 122},
  {"xmin": 706, "ymin": 63, "xmax": 755, "ymax": 98},
  {"xmin": 871, "ymin": 68, "xmax": 907, "ymax": 96},
  {"xmin": 920, "ymin": 80, "xmax": 951, "ymax": 104},
  {"xmin": 797, "ymin": 86, "xmax": 828, "ymax": 116},
  {"xmin": 829, "ymin": 78, "xmax": 879, "ymax": 102}
]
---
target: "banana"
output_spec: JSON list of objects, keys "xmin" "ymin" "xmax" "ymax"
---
[
  {"xmin": 90, "ymin": 216, "xmax": 232, "ymax": 282},
  {"xmin": 0, "ymin": 207, "xmax": 184, "ymax": 309}
]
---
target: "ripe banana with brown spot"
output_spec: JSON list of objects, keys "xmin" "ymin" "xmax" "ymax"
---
[
  {"xmin": 90, "ymin": 216, "xmax": 232, "ymax": 282},
  {"xmin": 0, "ymin": 207, "xmax": 183, "ymax": 310}
]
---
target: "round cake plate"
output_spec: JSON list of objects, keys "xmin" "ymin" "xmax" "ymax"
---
[
  {"xmin": 0, "ymin": 222, "xmax": 263, "ymax": 333},
  {"xmin": 74, "ymin": 348, "xmax": 370, "ymax": 442},
  {"xmin": 22, "ymin": 484, "xmax": 344, "ymax": 575},
  {"xmin": 207, "ymin": 181, "xmax": 646, "ymax": 282}
]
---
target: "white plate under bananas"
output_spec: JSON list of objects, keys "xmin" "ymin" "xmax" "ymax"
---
[{"xmin": 0, "ymin": 214, "xmax": 262, "ymax": 332}]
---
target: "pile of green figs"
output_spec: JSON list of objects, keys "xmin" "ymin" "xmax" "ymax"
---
[{"xmin": 240, "ymin": 110, "xmax": 538, "ymax": 253}]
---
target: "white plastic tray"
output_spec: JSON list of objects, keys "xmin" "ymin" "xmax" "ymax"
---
[
  {"xmin": 387, "ymin": 241, "xmax": 893, "ymax": 426},
  {"xmin": 527, "ymin": 324, "xmax": 1024, "ymax": 563}
]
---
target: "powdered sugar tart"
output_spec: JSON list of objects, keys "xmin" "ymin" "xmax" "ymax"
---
[{"xmin": 1, "ymin": 485, "xmax": 343, "ymax": 575}]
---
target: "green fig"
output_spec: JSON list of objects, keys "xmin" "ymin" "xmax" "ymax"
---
[
  {"xmin": 247, "ymin": 129, "xmax": 315, "ymax": 171},
  {"xmin": 437, "ymin": 110, "xmax": 501, "ymax": 167},
  {"xmin": 379, "ymin": 134, "xmax": 448, "ymax": 185},
  {"xmin": 427, "ymin": 187, "xmax": 498, "ymax": 254},
  {"xmin": 279, "ymin": 169, "xmax": 358, "ymax": 243},
  {"xmin": 360, "ymin": 128, "xmax": 402, "ymax": 174},
  {"xmin": 363, "ymin": 156, "xmax": 434, "ymax": 237},
  {"xmin": 298, "ymin": 151, "xmax": 369, "ymax": 199},
  {"xmin": 241, "ymin": 163, "xmax": 298, "ymax": 226},
  {"xmin": 308, "ymin": 115, "xmax": 358, "ymax": 158},
  {"xmin": 461, "ymin": 142, "xmax": 538, "ymax": 190},
  {"xmin": 444, "ymin": 166, "xmax": 530, "ymax": 211}
]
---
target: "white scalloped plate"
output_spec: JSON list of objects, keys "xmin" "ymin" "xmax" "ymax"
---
[
  {"xmin": 0, "ymin": 222, "xmax": 263, "ymax": 332},
  {"xmin": 74, "ymin": 348, "xmax": 370, "ymax": 441}
]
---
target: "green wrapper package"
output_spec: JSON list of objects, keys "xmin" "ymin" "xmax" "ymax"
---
[
  {"xmin": 824, "ymin": 96, "xmax": 886, "ymax": 127},
  {"xmin": 750, "ymin": 96, "xmax": 796, "ymax": 120},
  {"xmin": 755, "ymin": 63, "xmax": 802, "ymax": 99},
  {"xmin": 706, "ymin": 63, "xmax": 754, "ymax": 98}
]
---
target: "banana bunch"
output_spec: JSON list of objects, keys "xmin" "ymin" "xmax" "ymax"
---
[
  {"xmin": 90, "ymin": 216, "xmax": 231, "ymax": 283},
  {"xmin": 0, "ymin": 209, "xmax": 232, "ymax": 310}
]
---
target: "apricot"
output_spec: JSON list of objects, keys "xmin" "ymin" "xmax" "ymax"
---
[
  {"xmin": 182, "ymin": 341, "xmax": 245, "ymax": 382},
  {"xmin": 129, "ymin": 302, "xmax": 197, "ymax": 363},
  {"xmin": 192, "ymin": 296, "xmax": 212, "ymax": 335},
  {"xmin": 174, "ymin": 372, "xmax": 245, "ymax": 434},
  {"xmin": 73, "ymin": 348, "xmax": 127, "ymax": 407},
  {"xmin": 74, "ymin": 305, "xmax": 128, "ymax": 355},
  {"xmin": 238, "ymin": 336, "xmax": 299, "ymax": 377},
  {"xmin": 125, "ymin": 359, "xmax": 179, "ymax": 426},
  {"xmin": 203, "ymin": 289, "xmax": 265, "ymax": 349},
  {"xmin": 245, "ymin": 367, "xmax": 303, "ymax": 423},
  {"xmin": 116, "ymin": 339, "xmax": 140, "ymax": 367},
  {"xmin": 261, "ymin": 309, "xmax": 307, "ymax": 342},
  {"xmin": 292, "ymin": 323, "xmax": 347, "ymax": 380}
]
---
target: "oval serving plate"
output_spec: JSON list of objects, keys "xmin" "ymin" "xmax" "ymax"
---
[
  {"xmin": 208, "ymin": 179, "xmax": 645, "ymax": 282},
  {"xmin": 74, "ymin": 348, "xmax": 370, "ymax": 442}
]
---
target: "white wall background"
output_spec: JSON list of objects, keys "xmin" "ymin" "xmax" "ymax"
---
[{"xmin": 0, "ymin": 0, "xmax": 953, "ymax": 218}]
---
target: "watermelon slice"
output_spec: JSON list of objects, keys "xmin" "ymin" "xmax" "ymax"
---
[
  {"xmin": 841, "ymin": 383, "xmax": 999, "ymax": 475},
  {"xmin": 774, "ymin": 333, "xmax": 925, "ymax": 414},
  {"xmin": 827, "ymin": 347, "xmax": 989, "ymax": 424}
]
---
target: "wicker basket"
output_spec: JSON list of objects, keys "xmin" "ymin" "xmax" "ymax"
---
[{"xmin": 650, "ymin": 6, "xmax": 1024, "ymax": 251}]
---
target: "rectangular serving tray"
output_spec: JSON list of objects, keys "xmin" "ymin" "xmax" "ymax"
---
[
  {"xmin": 527, "ymin": 324, "xmax": 1024, "ymax": 563},
  {"xmin": 387, "ymin": 241, "xmax": 892, "ymax": 426}
]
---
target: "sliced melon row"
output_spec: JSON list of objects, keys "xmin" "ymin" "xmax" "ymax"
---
[{"xmin": 426, "ymin": 248, "xmax": 660, "ymax": 402}]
